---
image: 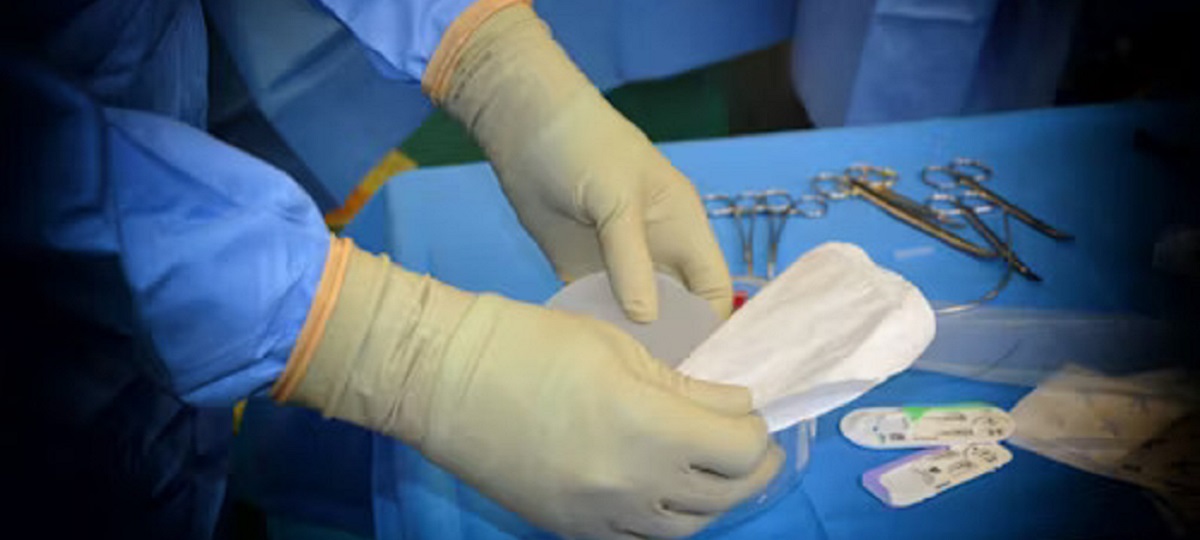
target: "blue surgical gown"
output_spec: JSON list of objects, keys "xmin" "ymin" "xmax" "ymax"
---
[
  {"xmin": 792, "ymin": 0, "xmax": 1082, "ymax": 126},
  {"xmin": 1, "ymin": 0, "xmax": 473, "ymax": 536},
  {"xmin": 3, "ymin": 0, "xmax": 475, "ymax": 420},
  {"xmin": 2, "ymin": 0, "xmax": 800, "ymax": 536},
  {"xmin": 204, "ymin": 0, "xmax": 797, "ymax": 211}
]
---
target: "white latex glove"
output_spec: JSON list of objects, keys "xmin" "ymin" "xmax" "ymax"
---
[
  {"xmin": 275, "ymin": 239, "xmax": 782, "ymax": 540},
  {"xmin": 426, "ymin": 3, "xmax": 732, "ymax": 322}
]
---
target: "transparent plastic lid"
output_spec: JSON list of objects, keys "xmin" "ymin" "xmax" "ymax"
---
[{"xmin": 546, "ymin": 272, "xmax": 720, "ymax": 367}]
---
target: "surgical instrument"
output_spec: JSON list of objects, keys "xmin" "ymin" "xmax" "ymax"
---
[
  {"xmin": 704, "ymin": 189, "xmax": 828, "ymax": 281},
  {"xmin": 927, "ymin": 192, "xmax": 1042, "ymax": 282},
  {"xmin": 845, "ymin": 164, "xmax": 945, "ymax": 224},
  {"xmin": 812, "ymin": 167, "xmax": 999, "ymax": 259},
  {"xmin": 755, "ymin": 190, "xmax": 828, "ymax": 279},
  {"xmin": 704, "ymin": 193, "xmax": 756, "ymax": 276},
  {"xmin": 933, "ymin": 209, "xmax": 1017, "ymax": 315},
  {"xmin": 922, "ymin": 158, "xmax": 1073, "ymax": 241}
]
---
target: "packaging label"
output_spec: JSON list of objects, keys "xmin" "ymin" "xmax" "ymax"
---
[
  {"xmin": 841, "ymin": 404, "xmax": 1015, "ymax": 449},
  {"xmin": 862, "ymin": 443, "xmax": 1013, "ymax": 507}
]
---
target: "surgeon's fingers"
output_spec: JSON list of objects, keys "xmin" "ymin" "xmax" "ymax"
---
[
  {"xmin": 598, "ymin": 206, "xmax": 659, "ymax": 323},
  {"xmin": 656, "ymin": 167, "xmax": 734, "ymax": 319},
  {"xmin": 603, "ymin": 526, "xmax": 649, "ymax": 540},
  {"xmin": 638, "ymin": 357, "xmax": 754, "ymax": 416},
  {"xmin": 618, "ymin": 505, "xmax": 714, "ymax": 540},
  {"xmin": 681, "ymin": 252, "xmax": 735, "ymax": 320},
  {"xmin": 672, "ymin": 219, "xmax": 734, "ymax": 320},
  {"xmin": 684, "ymin": 414, "xmax": 774, "ymax": 479},
  {"xmin": 671, "ymin": 443, "xmax": 785, "ymax": 515},
  {"xmin": 644, "ymin": 389, "xmax": 772, "ymax": 479}
]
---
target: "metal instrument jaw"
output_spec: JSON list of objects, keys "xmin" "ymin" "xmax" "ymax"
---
[
  {"xmin": 704, "ymin": 189, "xmax": 829, "ymax": 281},
  {"xmin": 812, "ymin": 167, "xmax": 999, "ymax": 259},
  {"xmin": 922, "ymin": 158, "xmax": 1073, "ymax": 241},
  {"xmin": 926, "ymin": 192, "xmax": 1042, "ymax": 282}
]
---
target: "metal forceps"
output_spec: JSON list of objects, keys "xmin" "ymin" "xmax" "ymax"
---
[
  {"xmin": 926, "ymin": 192, "xmax": 1042, "ymax": 282},
  {"xmin": 703, "ymin": 190, "xmax": 828, "ymax": 280},
  {"xmin": 703, "ymin": 193, "xmax": 757, "ymax": 276},
  {"xmin": 812, "ymin": 165, "xmax": 998, "ymax": 259},
  {"xmin": 922, "ymin": 158, "xmax": 1073, "ymax": 241},
  {"xmin": 754, "ymin": 190, "xmax": 827, "ymax": 278}
]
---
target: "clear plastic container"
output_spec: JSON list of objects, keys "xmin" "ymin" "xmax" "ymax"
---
[
  {"xmin": 547, "ymin": 273, "xmax": 812, "ymax": 534},
  {"xmin": 693, "ymin": 418, "xmax": 814, "ymax": 536}
]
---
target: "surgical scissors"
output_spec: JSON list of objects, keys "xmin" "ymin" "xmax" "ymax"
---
[
  {"xmin": 921, "ymin": 158, "xmax": 1073, "ymax": 241},
  {"xmin": 812, "ymin": 166, "xmax": 998, "ymax": 259}
]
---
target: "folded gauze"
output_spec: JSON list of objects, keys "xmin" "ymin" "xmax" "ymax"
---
[{"xmin": 677, "ymin": 243, "xmax": 936, "ymax": 432}]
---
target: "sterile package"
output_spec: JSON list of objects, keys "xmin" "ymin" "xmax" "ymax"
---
[
  {"xmin": 1009, "ymin": 364, "xmax": 1195, "ymax": 476},
  {"xmin": 1008, "ymin": 364, "xmax": 1200, "ymax": 525},
  {"xmin": 679, "ymin": 242, "xmax": 937, "ymax": 432},
  {"xmin": 840, "ymin": 404, "xmax": 1015, "ymax": 449},
  {"xmin": 862, "ymin": 443, "xmax": 1013, "ymax": 508}
]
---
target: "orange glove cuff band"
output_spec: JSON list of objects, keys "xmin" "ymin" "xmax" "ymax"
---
[
  {"xmin": 422, "ymin": 0, "xmax": 533, "ymax": 102},
  {"xmin": 272, "ymin": 236, "xmax": 355, "ymax": 401}
]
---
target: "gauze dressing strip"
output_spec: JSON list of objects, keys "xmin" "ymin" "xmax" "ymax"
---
[{"xmin": 679, "ymin": 243, "xmax": 936, "ymax": 432}]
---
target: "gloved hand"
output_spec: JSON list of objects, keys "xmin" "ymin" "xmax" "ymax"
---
[
  {"xmin": 425, "ymin": 3, "xmax": 732, "ymax": 322},
  {"xmin": 275, "ymin": 239, "xmax": 782, "ymax": 540}
]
